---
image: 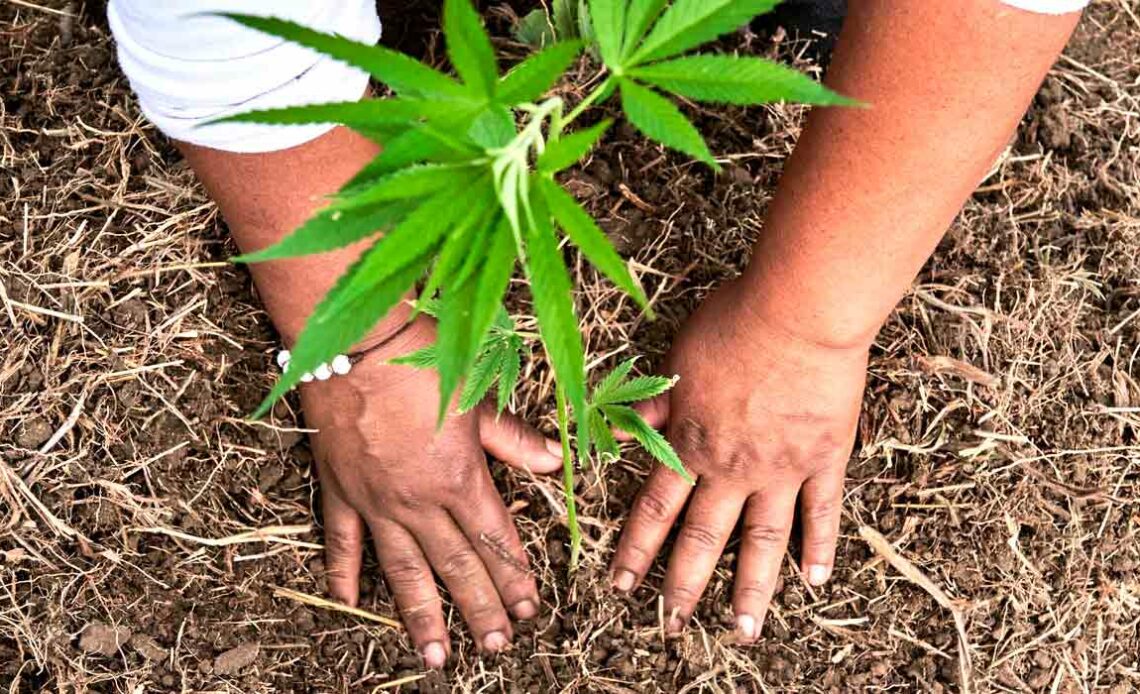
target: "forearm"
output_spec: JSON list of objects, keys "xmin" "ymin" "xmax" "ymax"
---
[
  {"xmin": 742, "ymin": 0, "xmax": 1080, "ymax": 349},
  {"xmin": 178, "ymin": 127, "xmax": 409, "ymax": 344}
]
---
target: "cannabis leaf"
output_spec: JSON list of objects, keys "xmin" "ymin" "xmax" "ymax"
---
[{"xmin": 585, "ymin": 358, "xmax": 691, "ymax": 483}]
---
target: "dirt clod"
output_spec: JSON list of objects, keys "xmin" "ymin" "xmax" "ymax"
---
[
  {"xmin": 212, "ymin": 642, "xmax": 261, "ymax": 676},
  {"xmin": 15, "ymin": 416, "xmax": 53, "ymax": 449},
  {"xmin": 78, "ymin": 623, "xmax": 132, "ymax": 657},
  {"xmin": 130, "ymin": 633, "xmax": 167, "ymax": 662}
]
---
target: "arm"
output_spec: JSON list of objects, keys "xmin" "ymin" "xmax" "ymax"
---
[
  {"xmin": 610, "ymin": 0, "xmax": 1081, "ymax": 640},
  {"xmin": 108, "ymin": 0, "xmax": 562, "ymax": 667}
]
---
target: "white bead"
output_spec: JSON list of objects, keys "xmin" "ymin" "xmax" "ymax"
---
[
  {"xmin": 313, "ymin": 363, "xmax": 333, "ymax": 381},
  {"xmin": 331, "ymin": 354, "xmax": 352, "ymax": 375},
  {"xmin": 300, "ymin": 372, "xmax": 314, "ymax": 383},
  {"xmin": 276, "ymin": 350, "xmax": 291, "ymax": 369}
]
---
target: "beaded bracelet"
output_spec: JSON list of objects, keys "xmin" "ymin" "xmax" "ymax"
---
[{"xmin": 274, "ymin": 321, "xmax": 412, "ymax": 384}]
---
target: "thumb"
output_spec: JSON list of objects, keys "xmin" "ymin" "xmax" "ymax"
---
[
  {"xmin": 478, "ymin": 405, "xmax": 564, "ymax": 474},
  {"xmin": 613, "ymin": 393, "xmax": 670, "ymax": 442}
]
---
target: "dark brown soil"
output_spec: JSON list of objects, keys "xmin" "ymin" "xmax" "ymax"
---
[{"xmin": 2, "ymin": 2, "xmax": 1138, "ymax": 692}]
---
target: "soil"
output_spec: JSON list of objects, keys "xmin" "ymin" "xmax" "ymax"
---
[{"xmin": 2, "ymin": 1, "xmax": 1139, "ymax": 692}]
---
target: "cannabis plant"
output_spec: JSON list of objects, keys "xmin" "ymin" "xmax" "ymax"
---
[{"xmin": 215, "ymin": 0, "xmax": 850, "ymax": 566}]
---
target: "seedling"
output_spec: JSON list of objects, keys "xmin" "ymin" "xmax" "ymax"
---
[{"xmin": 213, "ymin": 0, "xmax": 852, "ymax": 568}]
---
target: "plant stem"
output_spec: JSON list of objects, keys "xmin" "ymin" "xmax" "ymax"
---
[
  {"xmin": 555, "ymin": 382, "xmax": 581, "ymax": 571},
  {"xmin": 562, "ymin": 76, "xmax": 614, "ymax": 130}
]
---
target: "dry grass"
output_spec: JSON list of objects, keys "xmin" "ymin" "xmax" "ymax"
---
[{"xmin": 2, "ymin": 1, "xmax": 1139, "ymax": 692}]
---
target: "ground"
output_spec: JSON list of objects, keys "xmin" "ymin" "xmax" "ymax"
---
[{"xmin": 2, "ymin": 1, "xmax": 1139, "ymax": 692}]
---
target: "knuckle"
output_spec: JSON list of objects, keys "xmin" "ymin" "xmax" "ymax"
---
[
  {"xmin": 742, "ymin": 520, "xmax": 786, "ymax": 547},
  {"xmin": 438, "ymin": 546, "xmax": 481, "ymax": 580},
  {"xmin": 735, "ymin": 580, "xmax": 775, "ymax": 603},
  {"xmin": 668, "ymin": 581, "xmax": 702, "ymax": 603},
  {"xmin": 678, "ymin": 522, "xmax": 722, "ymax": 551},
  {"xmin": 323, "ymin": 527, "xmax": 361, "ymax": 558},
  {"xmin": 384, "ymin": 556, "xmax": 426, "ymax": 591},
  {"xmin": 633, "ymin": 489, "xmax": 674, "ymax": 524},
  {"xmin": 804, "ymin": 494, "xmax": 842, "ymax": 525}
]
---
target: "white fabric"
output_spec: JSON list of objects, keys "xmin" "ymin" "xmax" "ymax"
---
[
  {"xmin": 1001, "ymin": 0, "xmax": 1090, "ymax": 14},
  {"xmin": 109, "ymin": 0, "xmax": 1088, "ymax": 153},
  {"xmin": 107, "ymin": 1, "xmax": 381, "ymax": 152}
]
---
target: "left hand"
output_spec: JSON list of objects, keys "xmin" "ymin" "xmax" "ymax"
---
[{"xmin": 609, "ymin": 277, "xmax": 868, "ymax": 641}]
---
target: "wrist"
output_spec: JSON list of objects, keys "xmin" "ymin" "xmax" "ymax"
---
[{"xmin": 736, "ymin": 262, "xmax": 881, "ymax": 353}]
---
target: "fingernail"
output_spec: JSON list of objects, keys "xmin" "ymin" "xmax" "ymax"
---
[
  {"xmin": 421, "ymin": 642, "xmax": 447, "ymax": 669},
  {"xmin": 807, "ymin": 564, "xmax": 831, "ymax": 586},
  {"xmin": 545, "ymin": 438, "xmax": 563, "ymax": 459},
  {"xmin": 511, "ymin": 599, "xmax": 538, "ymax": 620},
  {"xmin": 667, "ymin": 611, "xmax": 686, "ymax": 634},
  {"xmin": 735, "ymin": 614, "xmax": 757, "ymax": 641},
  {"xmin": 482, "ymin": 631, "xmax": 508, "ymax": 653},
  {"xmin": 613, "ymin": 570, "xmax": 636, "ymax": 592}
]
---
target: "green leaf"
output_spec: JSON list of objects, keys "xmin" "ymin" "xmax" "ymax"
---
[
  {"xmin": 603, "ymin": 404, "xmax": 693, "ymax": 483},
  {"xmin": 333, "ymin": 164, "xmax": 479, "ymax": 212},
  {"xmin": 443, "ymin": 0, "xmax": 499, "ymax": 97},
  {"xmin": 217, "ymin": 14, "xmax": 465, "ymax": 98},
  {"xmin": 439, "ymin": 215, "xmax": 518, "ymax": 422},
  {"xmin": 588, "ymin": 407, "xmax": 621, "ymax": 459},
  {"xmin": 620, "ymin": 79, "xmax": 718, "ymax": 168},
  {"xmin": 390, "ymin": 344, "xmax": 439, "ymax": 368},
  {"xmin": 468, "ymin": 105, "xmax": 517, "ymax": 149},
  {"xmin": 234, "ymin": 200, "xmax": 414, "ymax": 263},
  {"xmin": 627, "ymin": 0, "xmax": 778, "ymax": 65},
  {"xmin": 497, "ymin": 40, "xmax": 583, "ymax": 106},
  {"xmin": 206, "ymin": 99, "xmax": 432, "ymax": 129},
  {"xmin": 329, "ymin": 189, "xmax": 465, "ymax": 313},
  {"xmin": 554, "ymin": 0, "xmax": 578, "ymax": 39},
  {"xmin": 590, "ymin": 357, "xmax": 637, "ymax": 403},
  {"xmin": 459, "ymin": 343, "xmax": 504, "ymax": 412},
  {"xmin": 538, "ymin": 177, "xmax": 652, "ymax": 312},
  {"xmin": 254, "ymin": 253, "xmax": 429, "ymax": 417},
  {"xmin": 522, "ymin": 183, "xmax": 588, "ymax": 455},
  {"xmin": 594, "ymin": 374, "xmax": 675, "ymax": 405},
  {"xmin": 496, "ymin": 336, "xmax": 522, "ymax": 413},
  {"xmin": 621, "ymin": 0, "xmax": 668, "ymax": 59},
  {"xmin": 420, "ymin": 183, "xmax": 497, "ymax": 302},
  {"xmin": 537, "ymin": 118, "xmax": 612, "ymax": 174},
  {"xmin": 588, "ymin": 0, "xmax": 625, "ymax": 68},
  {"xmin": 340, "ymin": 127, "xmax": 480, "ymax": 195},
  {"xmin": 630, "ymin": 55, "xmax": 855, "ymax": 106},
  {"xmin": 514, "ymin": 8, "xmax": 556, "ymax": 48}
]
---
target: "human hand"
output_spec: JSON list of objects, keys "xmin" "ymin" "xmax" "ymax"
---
[
  {"xmin": 609, "ymin": 277, "xmax": 868, "ymax": 641},
  {"xmin": 298, "ymin": 317, "xmax": 563, "ymax": 667}
]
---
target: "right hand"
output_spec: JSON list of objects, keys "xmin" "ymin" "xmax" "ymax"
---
[{"xmin": 297, "ymin": 317, "xmax": 563, "ymax": 668}]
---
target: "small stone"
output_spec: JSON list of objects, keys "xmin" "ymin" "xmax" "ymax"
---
[
  {"xmin": 300, "ymin": 372, "xmax": 314, "ymax": 383},
  {"xmin": 79, "ymin": 622, "xmax": 132, "ymax": 656},
  {"xmin": 331, "ymin": 355, "xmax": 352, "ymax": 375},
  {"xmin": 130, "ymin": 633, "xmax": 167, "ymax": 662},
  {"xmin": 312, "ymin": 363, "xmax": 332, "ymax": 381},
  {"xmin": 16, "ymin": 416, "xmax": 53, "ymax": 449},
  {"xmin": 213, "ymin": 642, "xmax": 260, "ymax": 675},
  {"xmin": 275, "ymin": 350, "xmax": 291, "ymax": 368}
]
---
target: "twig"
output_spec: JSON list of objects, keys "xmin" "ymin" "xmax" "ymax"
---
[
  {"xmin": 39, "ymin": 389, "xmax": 86, "ymax": 454},
  {"xmin": 272, "ymin": 587, "xmax": 402, "ymax": 630},
  {"xmin": 138, "ymin": 524, "xmax": 322, "ymax": 549},
  {"xmin": 859, "ymin": 526, "xmax": 973, "ymax": 693}
]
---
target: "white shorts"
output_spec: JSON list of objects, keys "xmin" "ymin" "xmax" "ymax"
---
[{"xmin": 106, "ymin": 0, "xmax": 1089, "ymax": 154}]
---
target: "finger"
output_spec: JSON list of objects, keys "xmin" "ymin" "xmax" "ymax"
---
[
  {"xmin": 369, "ymin": 517, "xmax": 450, "ymax": 668},
  {"xmin": 320, "ymin": 476, "xmax": 365, "ymax": 607},
  {"xmin": 661, "ymin": 484, "xmax": 745, "ymax": 632},
  {"xmin": 478, "ymin": 406, "xmax": 562, "ymax": 474},
  {"xmin": 411, "ymin": 511, "xmax": 514, "ymax": 654},
  {"xmin": 613, "ymin": 393, "xmax": 670, "ymax": 442},
  {"xmin": 732, "ymin": 491, "xmax": 798, "ymax": 643},
  {"xmin": 799, "ymin": 464, "xmax": 846, "ymax": 587},
  {"xmin": 610, "ymin": 464, "xmax": 692, "ymax": 592},
  {"xmin": 449, "ymin": 470, "xmax": 540, "ymax": 621}
]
